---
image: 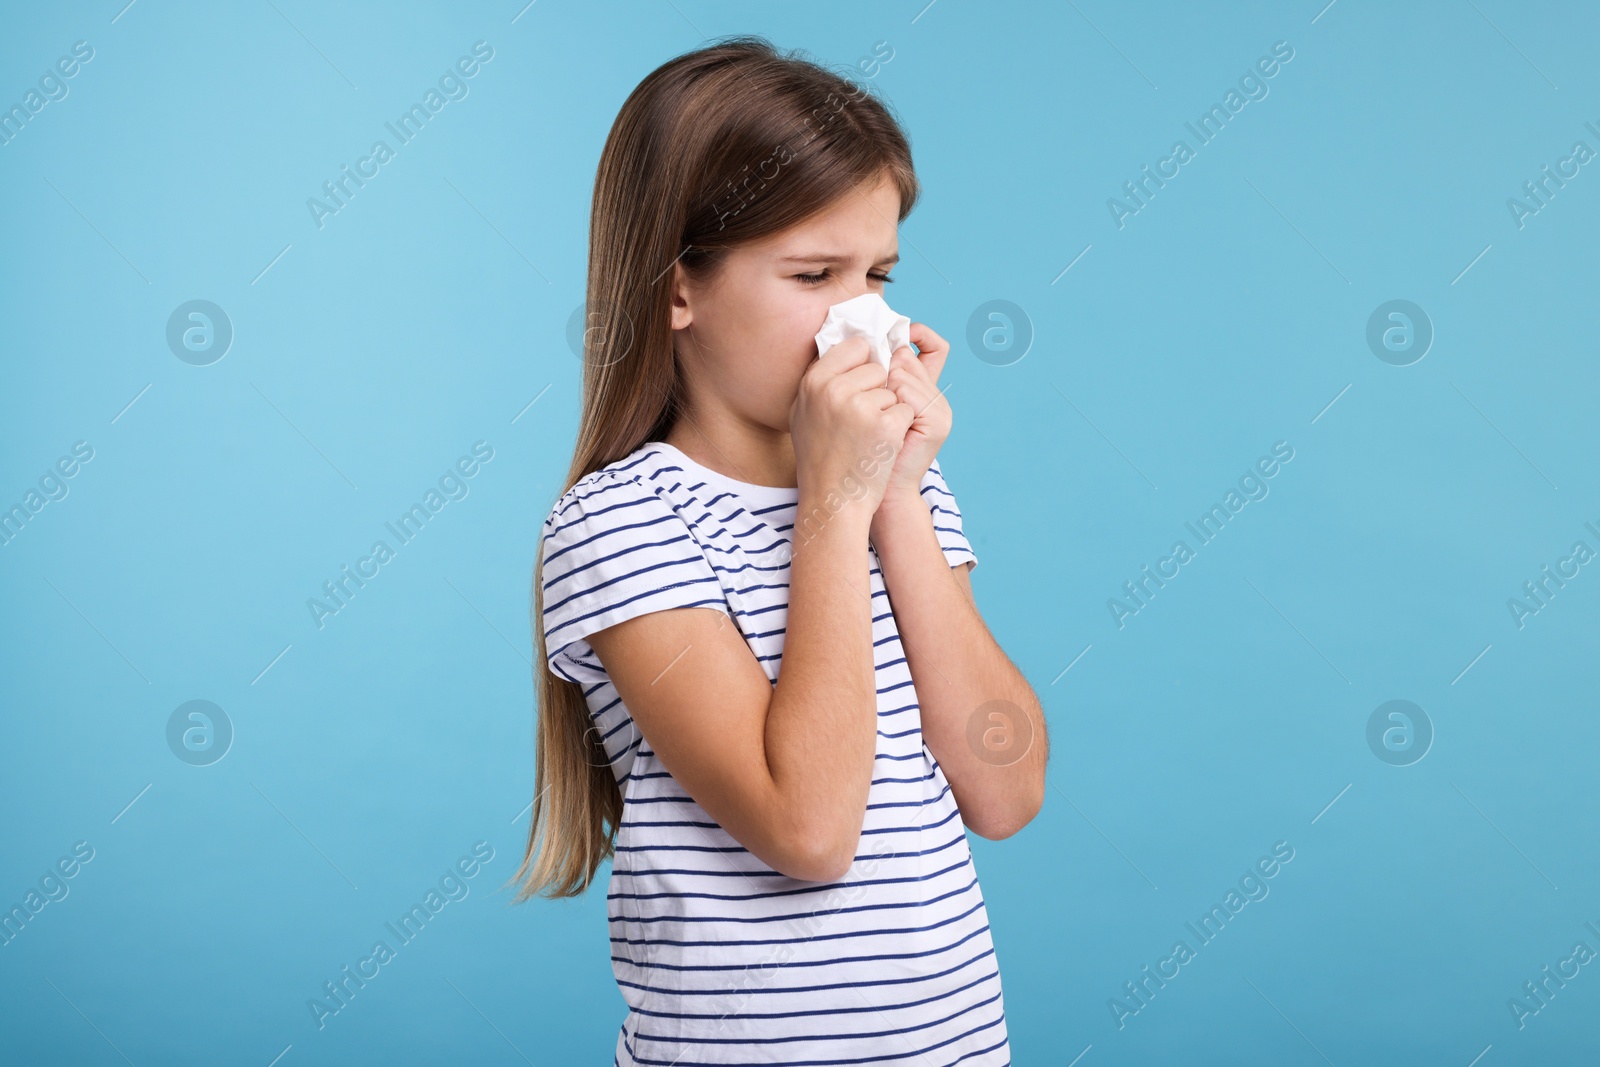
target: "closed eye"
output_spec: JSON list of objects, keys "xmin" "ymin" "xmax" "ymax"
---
[{"xmin": 796, "ymin": 270, "xmax": 894, "ymax": 286}]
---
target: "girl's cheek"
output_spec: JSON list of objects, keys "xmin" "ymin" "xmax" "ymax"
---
[
  {"xmin": 794, "ymin": 294, "xmax": 839, "ymax": 345},
  {"xmin": 754, "ymin": 304, "xmax": 810, "ymax": 358}
]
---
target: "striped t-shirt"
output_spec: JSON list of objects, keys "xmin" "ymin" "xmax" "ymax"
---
[{"xmin": 540, "ymin": 439, "xmax": 1010, "ymax": 1066}]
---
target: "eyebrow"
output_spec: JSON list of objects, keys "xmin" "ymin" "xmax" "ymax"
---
[{"xmin": 777, "ymin": 252, "xmax": 900, "ymax": 266}]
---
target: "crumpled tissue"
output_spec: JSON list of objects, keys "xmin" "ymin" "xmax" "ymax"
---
[{"xmin": 813, "ymin": 292, "xmax": 911, "ymax": 371}]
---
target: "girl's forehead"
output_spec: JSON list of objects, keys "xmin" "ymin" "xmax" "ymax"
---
[
  {"xmin": 753, "ymin": 183, "xmax": 902, "ymax": 251},
  {"xmin": 758, "ymin": 217, "xmax": 900, "ymax": 262}
]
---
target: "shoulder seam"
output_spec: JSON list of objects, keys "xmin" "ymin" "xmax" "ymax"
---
[{"xmin": 545, "ymin": 447, "xmax": 701, "ymax": 535}]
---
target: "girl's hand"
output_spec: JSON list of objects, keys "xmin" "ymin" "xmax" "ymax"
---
[
  {"xmin": 790, "ymin": 334, "xmax": 916, "ymax": 523},
  {"xmin": 875, "ymin": 321, "xmax": 952, "ymax": 507}
]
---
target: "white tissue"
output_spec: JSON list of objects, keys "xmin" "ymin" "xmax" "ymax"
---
[{"xmin": 813, "ymin": 292, "xmax": 911, "ymax": 371}]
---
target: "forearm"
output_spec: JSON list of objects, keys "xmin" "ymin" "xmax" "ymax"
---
[
  {"xmin": 763, "ymin": 499, "xmax": 878, "ymax": 874},
  {"xmin": 870, "ymin": 491, "xmax": 1047, "ymax": 838}
]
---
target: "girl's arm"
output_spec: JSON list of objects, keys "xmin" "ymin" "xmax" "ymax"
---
[
  {"xmin": 586, "ymin": 494, "xmax": 880, "ymax": 883},
  {"xmin": 586, "ymin": 338, "xmax": 908, "ymax": 883},
  {"xmin": 870, "ymin": 492, "xmax": 1048, "ymax": 839}
]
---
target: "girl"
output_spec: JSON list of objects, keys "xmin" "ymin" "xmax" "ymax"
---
[{"xmin": 508, "ymin": 36, "xmax": 1048, "ymax": 1065}]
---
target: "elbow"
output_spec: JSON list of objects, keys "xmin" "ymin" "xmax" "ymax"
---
[
  {"xmin": 966, "ymin": 781, "xmax": 1045, "ymax": 842},
  {"xmin": 971, "ymin": 708, "xmax": 1048, "ymax": 840},
  {"xmin": 966, "ymin": 812, "xmax": 1020, "ymax": 842},
  {"xmin": 780, "ymin": 820, "xmax": 860, "ymax": 883},
  {"xmin": 967, "ymin": 808, "xmax": 1034, "ymax": 841},
  {"xmin": 788, "ymin": 832, "xmax": 858, "ymax": 884},
  {"xmin": 792, "ymin": 854, "xmax": 855, "ymax": 884}
]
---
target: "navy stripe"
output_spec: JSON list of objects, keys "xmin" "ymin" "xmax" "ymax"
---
[
  {"xmin": 542, "ymin": 444, "xmax": 1003, "ymax": 1065},
  {"xmin": 607, "ymin": 854, "xmax": 971, "ymax": 906},
  {"xmin": 547, "ymin": 588, "xmax": 726, "ymax": 648},
  {"xmin": 623, "ymin": 1012, "xmax": 1007, "ymax": 1067},
  {"xmin": 545, "ymin": 547, "xmax": 712, "ymax": 615},
  {"xmin": 620, "ymin": 919, "xmax": 992, "ymax": 977},
  {"xmin": 613, "ymin": 826, "xmax": 970, "ymax": 868},
  {"xmin": 617, "ymin": 799, "xmax": 958, "ymax": 839},
  {"xmin": 642, "ymin": 999, "xmax": 1004, "ymax": 1056},
  {"xmin": 636, "ymin": 990, "xmax": 1002, "ymax": 1045},
  {"xmin": 611, "ymin": 899, "xmax": 988, "ymax": 959},
  {"xmin": 624, "ymin": 964, "xmax": 996, "ymax": 1020},
  {"xmin": 613, "ymin": 875, "xmax": 982, "ymax": 927},
  {"xmin": 617, "ymin": 943, "xmax": 996, "ymax": 998}
]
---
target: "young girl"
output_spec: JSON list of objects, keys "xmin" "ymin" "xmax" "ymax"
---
[{"xmin": 508, "ymin": 36, "xmax": 1047, "ymax": 1065}]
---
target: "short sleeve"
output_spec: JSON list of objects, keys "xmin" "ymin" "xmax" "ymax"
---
[
  {"xmin": 921, "ymin": 459, "xmax": 977, "ymax": 571},
  {"xmin": 540, "ymin": 474, "xmax": 731, "ymax": 683}
]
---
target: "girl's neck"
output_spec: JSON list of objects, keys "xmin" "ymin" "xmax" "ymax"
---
[{"xmin": 662, "ymin": 418, "xmax": 797, "ymax": 490}]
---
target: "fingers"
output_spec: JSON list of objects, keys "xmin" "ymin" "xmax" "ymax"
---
[
  {"xmin": 884, "ymin": 349, "xmax": 924, "ymax": 408},
  {"xmin": 817, "ymin": 325, "xmax": 949, "ymax": 410},
  {"xmin": 906, "ymin": 322, "xmax": 950, "ymax": 382},
  {"xmin": 868, "ymin": 385, "xmax": 903, "ymax": 413},
  {"xmin": 837, "ymin": 354, "xmax": 891, "ymax": 393},
  {"xmin": 890, "ymin": 399, "xmax": 917, "ymax": 436},
  {"xmin": 815, "ymin": 334, "xmax": 873, "ymax": 372},
  {"xmin": 888, "ymin": 344, "xmax": 944, "ymax": 414}
]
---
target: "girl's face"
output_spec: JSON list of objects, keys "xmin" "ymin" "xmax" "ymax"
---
[{"xmin": 669, "ymin": 169, "xmax": 902, "ymax": 434}]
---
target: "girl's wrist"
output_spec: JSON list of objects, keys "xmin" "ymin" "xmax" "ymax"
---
[
  {"xmin": 876, "ymin": 483, "xmax": 925, "ymax": 514},
  {"xmin": 795, "ymin": 488, "xmax": 876, "ymax": 544},
  {"xmin": 869, "ymin": 487, "xmax": 929, "ymax": 542}
]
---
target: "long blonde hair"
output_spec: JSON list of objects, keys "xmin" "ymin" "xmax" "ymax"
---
[{"xmin": 505, "ymin": 35, "xmax": 920, "ymax": 901}]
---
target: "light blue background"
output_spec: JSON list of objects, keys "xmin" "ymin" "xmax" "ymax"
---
[{"xmin": 3, "ymin": 1, "xmax": 1597, "ymax": 1063}]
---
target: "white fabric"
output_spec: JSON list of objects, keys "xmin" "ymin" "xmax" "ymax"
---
[
  {"xmin": 539, "ymin": 441, "xmax": 1006, "ymax": 1066},
  {"xmin": 813, "ymin": 292, "xmax": 912, "ymax": 370}
]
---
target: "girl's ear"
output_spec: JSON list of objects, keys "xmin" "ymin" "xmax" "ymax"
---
[{"xmin": 669, "ymin": 262, "xmax": 694, "ymax": 332}]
